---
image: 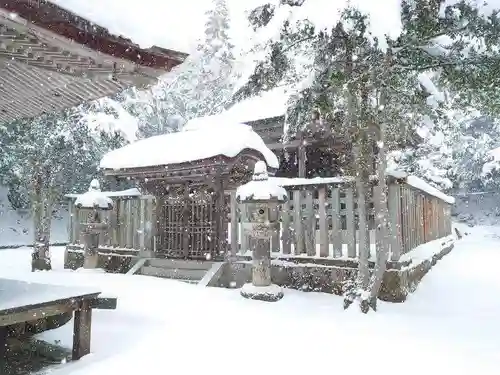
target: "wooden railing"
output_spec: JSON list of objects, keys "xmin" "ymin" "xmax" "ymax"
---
[
  {"xmin": 66, "ymin": 176, "xmax": 453, "ymax": 262},
  {"xmin": 228, "ymin": 177, "xmax": 453, "ymax": 262},
  {"xmin": 68, "ymin": 196, "xmax": 156, "ymax": 251}
]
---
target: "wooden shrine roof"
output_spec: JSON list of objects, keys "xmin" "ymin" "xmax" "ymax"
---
[
  {"xmin": 101, "ymin": 150, "xmax": 274, "ymax": 186},
  {"xmin": 0, "ymin": 0, "xmax": 187, "ymax": 123}
]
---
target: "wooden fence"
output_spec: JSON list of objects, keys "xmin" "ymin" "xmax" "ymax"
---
[
  {"xmin": 229, "ymin": 179, "xmax": 453, "ymax": 262},
  {"xmin": 67, "ymin": 177, "xmax": 453, "ymax": 263},
  {"xmin": 68, "ymin": 195, "xmax": 156, "ymax": 251}
]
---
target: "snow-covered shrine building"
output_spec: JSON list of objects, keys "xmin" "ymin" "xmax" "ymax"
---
[
  {"xmin": 222, "ymin": 86, "xmax": 422, "ymax": 179},
  {"xmin": 66, "ymin": 109, "xmax": 455, "ymax": 301}
]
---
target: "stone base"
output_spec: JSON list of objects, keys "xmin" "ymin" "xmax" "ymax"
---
[
  {"xmin": 379, "ymin": 241, "xmax": 455, "ymax": 302},
  {"xmin": 240, "ymin": 283, "xmax": 284, "ymax": 302},
  {"xmin": 215, "ymin": 242, "xmax": 455, "ymax": 303},
  {"xmin": 31, "ymin": 258, "xmax": 51, "ymax": 272},
  {"xmin": 64, "ymin": 248, "xmax": 134, "ymax": 273}
]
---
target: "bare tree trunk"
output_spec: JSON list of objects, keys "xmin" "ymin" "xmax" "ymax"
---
[
  {"xmin": 31, "ymin": 172, "xmax": 52, "ymax": 271},
  {"xmin": 367, "ymin": 51, "xmax": 393, "ymax": 310},
  {"xmin": 355, "ymin": 139, "xmax": 371, "ymax": 290},
  {"xmin": 368, "ymin": 120, "xmax": 390, "ymax": 310}
]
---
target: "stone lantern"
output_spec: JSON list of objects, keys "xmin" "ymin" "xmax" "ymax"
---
[
  {"xmin": 74, "ymin": 179, "xmax": 113, "ymax": 269},
  {"xmin": 236, "ymin": 161, "xmax": 287, "ymax": 302}
]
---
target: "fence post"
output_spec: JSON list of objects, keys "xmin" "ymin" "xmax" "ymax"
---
[
  {"xmin": 345, "ymin": 185, "xmax": 356, "ymax": 258},
  {"xmin": 330, "ymin": 186, "xmax": 342, "ymax": 257},
  {"xmin": 318, "ymin": 186, "xmax": 329, "ymax": 257},
  {"xmin": 388, "ymin": 183, "xmax": 402, "ymax": 261},
  {"xmin": 293, "ymin": 190, "xmax": 304, "ymax": 255}
]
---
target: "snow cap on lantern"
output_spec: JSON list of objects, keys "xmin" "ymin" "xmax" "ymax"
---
[
  {"xmin": 236, "ymin": 161, "xmax": 287, "ymax": 203},
  {"xmin": 75, "ymin": 179, "xmax": 113, "ymax": 210}
]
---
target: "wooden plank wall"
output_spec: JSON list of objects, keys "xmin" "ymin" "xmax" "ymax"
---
[
  {"xmin": 68, "ymin": 196, "xmax": 155, "ymax": 251},
  {"xmin": 229, "ymin": 180, "xmax": 454, "ymax": 262}
]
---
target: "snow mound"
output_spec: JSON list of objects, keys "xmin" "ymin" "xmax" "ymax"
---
[
  {"xmin": 100, "ymin": 116, "xmax": 279, "ymax": 170},
  {"xmin": 240, "ymin": 283, "xmax": 284, "ymax": 301}
]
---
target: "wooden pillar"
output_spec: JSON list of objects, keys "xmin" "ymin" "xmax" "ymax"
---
[
  {"xmin": 230, "ymin": 190, "xmax": 238, "ymax": 257},
  {"xmin": 281, "ymin": 197, "xmax": 292, "ymax": 254},
  {"xmin": 72, "ymin": 300, "xmax": 92, "ymax": 360},
  {"xmin": 182, "ymin": 184, "xmax": 190, "ymax": 258},
  {"xmin": 213, "ymin": 176, "xmax": 226, "ymax": 258},
  {"xmin": 239, "ymin": 203, "xmax": 249, "ymax": 254},
  {"xmin": 154, "ymin": 193, "xmax": 163, "ymax": 253}
]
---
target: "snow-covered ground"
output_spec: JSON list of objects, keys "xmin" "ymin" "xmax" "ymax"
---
[{"xmin": 0, "ymin": 226, "xmax": 499, "ymax": 375}]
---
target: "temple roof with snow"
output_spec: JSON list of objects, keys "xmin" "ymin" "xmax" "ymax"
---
[
  {"xmin": 100, "ymin": 116, "xmax": 279, "ymax": 174},
  {"xmin": 0, "ymin": 0, "xmax": 187, "ymax": 123}
]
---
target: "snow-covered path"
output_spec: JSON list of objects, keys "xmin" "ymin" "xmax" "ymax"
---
[
  {"xmin": 0, "ymin": 226, "xmax": 499, "ymax": 375},
  {"xmin": 389, "ymin": 226, "xmax": 500, "ymax": 364}
]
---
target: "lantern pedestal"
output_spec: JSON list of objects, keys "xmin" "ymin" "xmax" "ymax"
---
[
  {"xmin": 236, "ymin": 161, "xmax": 287, "ymax": 302},
  {"xmin": 74, "ymin": 179, "xmax": 113, "ymax": 270}
]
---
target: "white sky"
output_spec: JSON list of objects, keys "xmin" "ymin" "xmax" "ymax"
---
[
  {"xmin": 49, "ymin": 0, "xmax": 500, "ymax": 54},
  {"xmin": 49, "ymin": 0, "xmax": 271, "ymax": 53}
]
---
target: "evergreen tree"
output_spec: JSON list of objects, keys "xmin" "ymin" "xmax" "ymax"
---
[
  {"xmin": 121, "ymin": 0, "xmax": 238, "ymax": 138},
  {"xmin": 1, "ymin": 107, "xmax": 127, "ymax": 270},
  {"xmin": 238, "ymin": 0, "xmax": 500, "ymax": 312}
]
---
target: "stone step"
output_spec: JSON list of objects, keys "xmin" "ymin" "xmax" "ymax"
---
[
  {"xmin": 140, "ymin": 266, "xmax": 207, "ymax": 281},
  {"xmin": 147, "ymin": 258, "xmax": 213, "ymax": 270}
]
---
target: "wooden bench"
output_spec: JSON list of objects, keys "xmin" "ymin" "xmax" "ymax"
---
[{"xmin": 0, "ymin": 279, "xmax": 115, "ymax": 361}]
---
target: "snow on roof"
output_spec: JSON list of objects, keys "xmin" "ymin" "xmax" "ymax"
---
[
  {"xmin": 269, "ymin": 176, "xmax": 352, "ymax": 186},
  {"xmin": 223, "ymin": 86, "xmax": 292, "ymax": 124},
  {"xmin": 387, "ymin": 171, "xmax": 455, "ymax": 204},
  {"xmin": 65, "ymin": 188, "xmax": 142, "ymax": 199},
  {"xmin": 270, "ymin": 173, "xmax": 455, "ymax": 204},
  {"xmin": 48, "ymin": 0, "xmax": 272, "ymax": 53},
  {"xmin": 100, "ymin": 116, "xmax": 279, "ymax": 170}
]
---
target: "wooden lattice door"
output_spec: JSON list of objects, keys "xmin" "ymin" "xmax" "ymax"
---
[{"xmin": 158, "ymin": 186, "xmax": 217, "ymax": 259}]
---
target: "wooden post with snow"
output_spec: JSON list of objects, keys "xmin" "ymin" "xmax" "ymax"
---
[{"xmin": 237, "ymin": 161, "xmax": 287, "ymax": 302}]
